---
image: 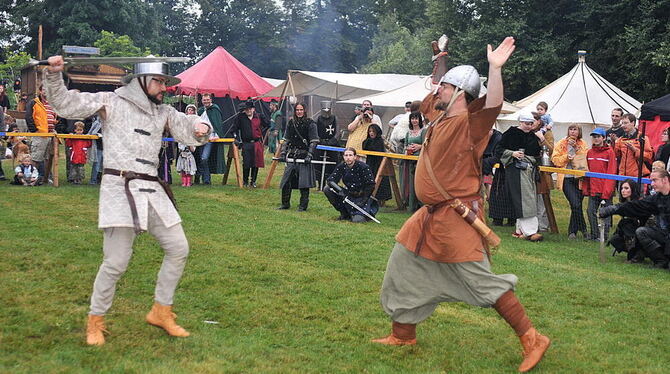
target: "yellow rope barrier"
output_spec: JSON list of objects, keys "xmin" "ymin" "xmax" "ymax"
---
[{"xmin": 2, "ymin": 132, "xmax": 236, "ymax": 143}]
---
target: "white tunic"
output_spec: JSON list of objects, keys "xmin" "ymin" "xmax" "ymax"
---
[{"xmin": 44, "ymin": 71, "xmax": 210, "ymax": 230}]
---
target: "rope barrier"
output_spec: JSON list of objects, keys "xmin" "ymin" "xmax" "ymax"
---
[
  {"xmin": 318, "ymin": 145, "xmax": 652, "ymax": 184},
  {"xmin": 316, "ymin": 145, "xmax": 419, "ymax": 161},
  {"xmin": 0, "ymin": 132, "xmax": 235, "ymax": 143}
]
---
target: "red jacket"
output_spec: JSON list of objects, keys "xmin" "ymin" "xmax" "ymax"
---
[
  {"xmin": 65, "ymin": 138, "xmax": 92, "ymax": 165},
  {"xmin": 582, "ymin": 145, "xmax": 617, "ymax": 199}
]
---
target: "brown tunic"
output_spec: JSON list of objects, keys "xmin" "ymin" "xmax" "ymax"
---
[{"xmin": 396, "ymin": 96, "xmax": 501, "ymax": 263}]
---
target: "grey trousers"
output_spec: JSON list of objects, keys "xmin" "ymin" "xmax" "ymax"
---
[
  {"xmin": 587, "ymin": 196, "xmax": 612, "ymax": 240},
  {"xmin": 90, "ymin": 207, "xmax": 189, "ymax": 315},
  {"xmin": 380, "ymin": 243, "xmax": 517, "ymax": 324}
]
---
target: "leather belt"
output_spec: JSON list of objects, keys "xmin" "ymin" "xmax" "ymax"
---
[
  {"xmin": 414, "ymin": 195, "xmax": 480, "ymax": 257},
  {"xmin": 103, "ymin": 168, "xmax": 177, "ymax": 234}
]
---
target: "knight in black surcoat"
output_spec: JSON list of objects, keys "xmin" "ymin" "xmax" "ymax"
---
[
  {"xmin": 277, "ymin": 102, "xmax": 319, "ymax": 211},
  {"xmin": 315, "ymin": 100, "xmax": 339, "ymax": 187}
]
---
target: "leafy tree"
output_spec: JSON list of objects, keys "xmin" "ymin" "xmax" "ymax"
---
[
  {"xmin": 378, "ymin": 0, "xmax": 426, "ymax": 33},
  {"xmin": 362, "ymin": 14, "xmax": 431, "ymax": 75},
  {"xmin": 11, "ymin": 0, "xmax": 162, "ymax": 56},
  {"xmin": 93, "ymin": 31, "xmax": 152, "ymax": 57}
]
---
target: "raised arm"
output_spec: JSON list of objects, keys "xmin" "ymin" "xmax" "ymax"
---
[
  {"xmin": 485, "ymin": 37, "xmax": 516, "ymax": 109},
  {"xmin": 44, "ymin": 56, "xmax": 108, "ymax": 120}
]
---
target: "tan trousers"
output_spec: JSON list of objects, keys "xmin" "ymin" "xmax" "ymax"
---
[{"xmin": 89, "ymin": 207, "xmax": 189, "ymax": 315}]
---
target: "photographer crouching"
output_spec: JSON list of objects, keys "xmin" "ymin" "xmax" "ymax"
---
[
  {"xmin": 600, "ymin": 169, "xmax": 670, "ymax": 269},
  {"xmin": 323, "ymin": 147, "xmax": 378, "ymax": 222}
]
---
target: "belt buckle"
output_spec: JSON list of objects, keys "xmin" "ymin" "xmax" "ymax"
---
[{"xmin": 120, "ymin": 170, "xmax": 136, "ymax": 179}]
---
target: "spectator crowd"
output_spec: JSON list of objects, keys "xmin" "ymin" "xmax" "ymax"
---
[{"xmin": 2, "ymin": 79, "xmax": 668, "ymax": 270}]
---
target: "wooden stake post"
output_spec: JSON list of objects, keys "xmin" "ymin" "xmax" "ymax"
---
[
  {"xmin": 312, "ymin": 145, "xmax": 417, "ymax": 210},
  {"xmin": 218, "ymin": 138, "xmax": 243, "ymax": 187},
  {"xmin": 262, "ymin": 140, "xmax": 284, "ymax": 189}
]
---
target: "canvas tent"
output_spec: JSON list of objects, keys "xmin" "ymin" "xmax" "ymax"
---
[
  {"xmin": 262, "ymin": 70, "xmax": 424, "ymax": 136},
  {"xmin": 262, "ymin": 77, "xmax": 284, "ymax": 87},
  {"xmin": 498, "ymin": 51, "xmax": 641, "ymax": 144},
  {"xmin": 169, "ymin": 46, "xmax": 274, "ymax": 99},
  {"xmin": 263, "ymin": 70, "xmax": 423, "ymax": 101},
  {"xmin": 338, "ymin": 76, "xmax": 519, "ymax": 116},
  {"xmin": 640, "ymin": 93, "xmax": 670, "ymax": 152}
]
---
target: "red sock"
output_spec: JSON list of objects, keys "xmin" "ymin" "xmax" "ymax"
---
[{"xmin": 494, "ymin": 290, "xmax": 533, "ymax": 336}]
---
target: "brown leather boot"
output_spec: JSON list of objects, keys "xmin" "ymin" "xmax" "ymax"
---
[
  {"xmin": 371, "ymin": 322, "xmax": 417, "ymax": 346},
  {"xmin": 518, "ymin": 328, "xmax": 551, "ymax": 372},
  {"xmin": 86, "ymin": 314, "xmax": 108, "ymax": 346},
  {"xmin": 145, "ymin": 302, "xmax": 190, "ymax": 337}
]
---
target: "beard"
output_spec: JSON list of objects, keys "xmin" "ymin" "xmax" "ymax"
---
[
  {"xmin": 147, "ymin": 92, "xmax": 163, "ymax": 105},
  {"xmin": 434, "ymin": 100, "xmax": 447, "ymax": 111}
]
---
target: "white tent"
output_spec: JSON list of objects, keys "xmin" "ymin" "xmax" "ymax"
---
[
  {"xmin": 498, "ymin": 51, "xmax": 642, "ymax": 144},
  {"xmin": 263, "ymin": 70, "xmax": 424, "ymax": 100},
  {"xmin": 262, "ymin": 77, "xmax": 284, "ymax": 87},
  {"xmin": 339, "ymin": 76, "xmax": 519, "ymax": 114}
]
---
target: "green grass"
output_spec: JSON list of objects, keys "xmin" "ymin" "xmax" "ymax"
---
[{"xmin": 0, "ymin": 154, "xmax": 669, "ymax": 373}]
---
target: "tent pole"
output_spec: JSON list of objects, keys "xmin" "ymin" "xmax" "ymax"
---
[
  {"xmin": 335, "ymin": 80, "xmax": 339, "ymax": 101},
  {"xmin": 637, "ymin": 120, "xmax": 646, "ymax": 193},
  {"xmin": 276, "ymin": 73, "xmax": 289, "ymax": 111}
]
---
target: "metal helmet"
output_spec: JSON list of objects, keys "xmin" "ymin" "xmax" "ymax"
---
[
  {"xmin": 438, "ymin": 65, "xmax": 480, "ymax": 98},
  {"xmin": 121, "ymin": 59, "xmax": 180, "ymax": 86},
  {"xmin": 320, "ymin": 100, "xmax": 331, "ymax": 111}
]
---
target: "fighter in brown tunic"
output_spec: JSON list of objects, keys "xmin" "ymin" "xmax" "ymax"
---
[{"xmin": 372, "ymin": 37, "xmax": 551, "ymax": 373}]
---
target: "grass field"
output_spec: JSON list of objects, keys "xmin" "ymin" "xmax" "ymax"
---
[{"xmin": 1, "ymin": 155, "xmax": 669, "ymax": 373}]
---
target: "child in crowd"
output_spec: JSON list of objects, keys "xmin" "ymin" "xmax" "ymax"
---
[
  {"xmin": 536, "ymin": 101, "xmax": 554, "ymax": 134},
  {"xmin": 176, "ymin": 143, "xmax": 197, "ymax": 186},
  {"xmin": 14, "ymin": 154, "xmax": 39, "ymax": 186},
  {"xmin": 582, "ymin": 128, "xmax": 617, "ymax": 240},
  {"xmin": 65, "ymin": 121, "xmax": 92, "ymax": 184}
]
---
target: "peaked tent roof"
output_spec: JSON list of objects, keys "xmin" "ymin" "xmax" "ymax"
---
[
  {"xmin": 262, "ymin": 70, "xmax": 423, "ymax": 100},
  {"xmin": 499, "ymin": 54, "xmax": 641, "ymax": 126},
  {"xmin": 262, "ymin": 77, "xmax": 284, "ymax": 88},
  {"xmin": 640, "ymin": 93, "xmax": 670, "ymax": 121},
  {"xmin": 170, "ymin": 46, "xmax": 274, "ymax": 99},
  {"xmin": 338, "ymin": 76, "xmax": 519, "ymax": 114}
]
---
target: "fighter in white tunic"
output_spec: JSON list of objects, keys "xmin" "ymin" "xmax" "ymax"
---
[{"xmin": 44, "ymin": 56, "xmax": 211, "ymax": 346}]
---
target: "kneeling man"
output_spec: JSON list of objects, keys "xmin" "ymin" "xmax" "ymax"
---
[{"xmin": 323, "ymin": 147, "xmax": 378, "ymax": 222}]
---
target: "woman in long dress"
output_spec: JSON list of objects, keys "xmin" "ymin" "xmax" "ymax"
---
[
  {"xmin": 362, "ymin": 124, "xmax": 392, "ymax": 204},
  {"xmin": 495, "ymin": 114, "xmax": 544, "ymax": 241}
]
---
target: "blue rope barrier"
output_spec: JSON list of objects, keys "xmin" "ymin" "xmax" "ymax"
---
[{"xmin": 316, "ymin": 145, "xmax": 652, "ymax": 184}]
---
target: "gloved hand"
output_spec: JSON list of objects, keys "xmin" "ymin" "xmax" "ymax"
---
[
  {"xmin": 234, "ymin": 140, "xmax": 242, "ymax": 149},
  {"xmin": 599, "ymin": 204, "xmax": 619, "ymax": 218},
  {"xmin": 304, "ymin": 153, "xmax": 312, "ymax": 164},
  {"xmin": 278, "ymin": 153, "xmax": 287, "ymax": 162},
  {"xmin": 337, "ymin": 187, "xmax": 348, "ymax": 198}
]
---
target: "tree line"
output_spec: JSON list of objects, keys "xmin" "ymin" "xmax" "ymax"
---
[{"xmin": 1, "ymin": 0, "xmax": 668, "ymax": 102}]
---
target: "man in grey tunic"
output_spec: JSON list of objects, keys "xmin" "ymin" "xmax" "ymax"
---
[{"xmin": 44, "ymin": 56, "xmax": 211, "ymax": 346}]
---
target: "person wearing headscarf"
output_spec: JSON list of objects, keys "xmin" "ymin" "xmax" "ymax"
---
[{"xmin": 496, "ymin": 113, "xmax": 543, "ymax": 241}]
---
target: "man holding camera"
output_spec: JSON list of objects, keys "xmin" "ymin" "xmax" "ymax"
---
[{"xmin": 600, "ymin": 169, "xmax": 670, "ymax": 269}]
